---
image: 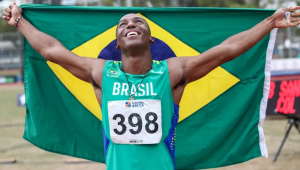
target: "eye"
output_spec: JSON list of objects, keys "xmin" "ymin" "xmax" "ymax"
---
[
  {"xmin": 136, "ymin": 20, "xmax": 143, "ymax": 23},
  {"xmin": 119, "ymin": 23, "xmax": 126, "ymax": 27}
]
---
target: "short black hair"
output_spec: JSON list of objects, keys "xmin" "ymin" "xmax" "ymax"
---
[{"xmin": 116, "ymin": 14, "xmax": 151, "ymax": 38}]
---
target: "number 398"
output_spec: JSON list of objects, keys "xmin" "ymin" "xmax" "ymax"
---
[{"xmin": 113, "ymin": 112, "xmax": 158, "ymax": 135}]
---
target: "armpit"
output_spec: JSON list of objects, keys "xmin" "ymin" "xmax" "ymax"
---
[
  {"xmin": 174, "ymin": 76, "xmax": 186, "ymax": 89},
  {"xmin": 92, "ymin": 79, "xmax": 100, "ymax": 89}
]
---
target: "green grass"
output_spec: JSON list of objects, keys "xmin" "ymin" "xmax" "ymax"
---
[{"xmin": 0, "ymin": 85, "xmax": 299, "ymax": 170}]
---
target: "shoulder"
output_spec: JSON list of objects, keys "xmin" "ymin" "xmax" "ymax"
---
[
  {"xmin": 90, "ymin": 58, "xmax": 108, "ymax": 87},
  {"xmin": 165, "ymin": 57, "xmax": 187, "ymax": 89},
  {"xmin": 92, "ymin": 59, "xmax": 119, "ymax": 70}
]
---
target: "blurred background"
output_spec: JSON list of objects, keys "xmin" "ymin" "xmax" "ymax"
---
[{"xmin": 0, "ymin": 0, "xmax": 300, "ymax": 170}]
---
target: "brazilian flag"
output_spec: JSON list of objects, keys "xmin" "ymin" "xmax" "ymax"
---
[{"xmin": 21, "ymin": 4, "xmax": 276, "ymax": 169}]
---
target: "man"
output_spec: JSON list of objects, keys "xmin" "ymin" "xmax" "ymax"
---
[{"xmin": 2, "ymin": 2, "xmax": 300, "ymax": 170}]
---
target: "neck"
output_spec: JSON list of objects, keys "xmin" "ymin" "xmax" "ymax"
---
[{"xmin": 121, "ymin": 48, "xmax": 152, "ymax": 74}]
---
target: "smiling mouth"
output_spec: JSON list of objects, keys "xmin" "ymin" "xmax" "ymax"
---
[{"xmin": 125, "ymin": 31, "xmax": 140, "ymax": 37}]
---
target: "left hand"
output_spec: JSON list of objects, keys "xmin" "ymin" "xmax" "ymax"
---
[{"xmin": 272, "ymin": 6, "xmax": 300, "ymax": 28}]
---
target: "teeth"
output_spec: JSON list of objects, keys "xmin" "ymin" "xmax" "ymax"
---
[{"xmin": 127, "ymin": 31, "xmax": 138, "ymax": 37}]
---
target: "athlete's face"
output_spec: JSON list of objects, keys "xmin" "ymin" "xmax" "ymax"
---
[{"xmin": 116, "ymin": 14, "xmax": 153, "ymax": 50}]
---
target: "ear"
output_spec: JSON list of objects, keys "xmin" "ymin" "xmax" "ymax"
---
[
  {"xmin": 150, "ymin": 36, "xmax": 154, "ymax": 44},
  {"xmin": 116, "ymin": 42, "xmax": 120, "ymax": 50}
]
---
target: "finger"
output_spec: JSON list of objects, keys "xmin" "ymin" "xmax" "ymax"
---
[
  {"xmin": 12, "ymin": 4, "xmax": 18, "ymax": 11},
  {"xmin": 286, "ymin": 6, "xmax": 300, "ymax": 12},
  {"xmin": 2, "ymin": 11, "xmax": 11, "ymax": 17},
  {"xmin": 290, "ymin": 12, "xmax": 300, "ymax": 17},
  {"xmin": 289, "ymin": 21, "xmax": 300, "ymax": 27},
  {"xmin": 2, "ymin": 16, "xmax": 11, "ymax": 21},
  {"xmin": 9, "ymin": 3, "xmax": 14, "ymax": 9},
  {"xmin": 5, "ymin": 8, "xmax": 12, "ymax": 13},
  {"xmin": 291, "ymin": 6, "xmax": 300, "ymax": 11},
  {"xmin": 291, "ymin": 17, "xmax": 300, "ymax": 22}
]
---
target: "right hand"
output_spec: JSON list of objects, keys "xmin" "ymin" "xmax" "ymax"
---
[{"xmin": 2, "ymin": 2, "xmax": 22, "ymax": 26}]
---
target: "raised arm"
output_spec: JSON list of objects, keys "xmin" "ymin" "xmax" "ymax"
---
[
  {"xmin": 168, "ymin": 7, "xmax": 300, "ymax": 89},
  {"xmin": 2, "ymin": 3, "xmax": 105, "ymax": 84}
]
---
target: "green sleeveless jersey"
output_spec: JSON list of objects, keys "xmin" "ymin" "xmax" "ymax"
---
[{"xmin": 101, "ymin": 60, "xmax": 179, "ymax": 170}]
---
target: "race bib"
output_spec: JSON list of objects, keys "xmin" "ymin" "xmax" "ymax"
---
[{"xmin": 108, "ymin": 99, "xmax": 162, "ymax": 144}]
